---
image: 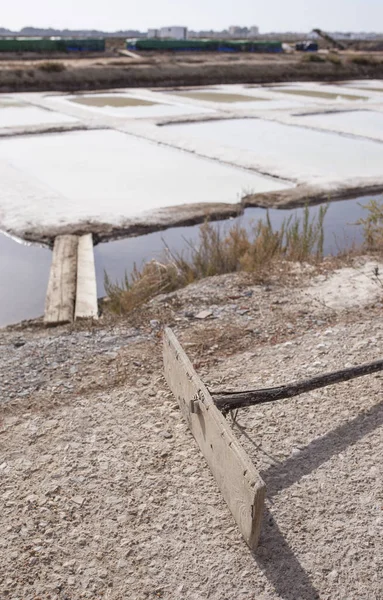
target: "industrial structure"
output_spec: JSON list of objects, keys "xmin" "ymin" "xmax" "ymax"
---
[
  {"xmin": 127, "ymin": 38, "xmax": 283, "ymax": 52},
  {"xmin": 0, "ymin": 37, "xmax": 105, "ymax": 52},
  {"xmin": 147, "ymin": 26, "xmax": 187, "ymax": 40}
]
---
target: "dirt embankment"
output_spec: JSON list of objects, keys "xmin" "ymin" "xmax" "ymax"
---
[
  {"xmin": 0, "ymin": 259, "xmax": 382, "ymax": 599},
  {"xmin": 1, "ymin": 52, "xmax": 383, "ymax": 92}
]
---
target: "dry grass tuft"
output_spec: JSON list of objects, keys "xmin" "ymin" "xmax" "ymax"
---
[
  {"xmin": 349, "ymin": 55, "xmax": 378, "ymax": 66},
  {"xmin": 357, "ymin": 200, "xmax": 383, "ymax": 251},
  {"xmin": 104, "ymin": 206, "xmax": 327, "ymax": 314},
  {"xmin": 301, "ymin": 53, "xmax": 326, "ymax": 63},
  {"xmin": 38, "ymin": 61, "xmax": 66, "ymax": 73}
]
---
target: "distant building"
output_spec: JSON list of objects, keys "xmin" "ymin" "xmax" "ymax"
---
[
  {"xmin": 229, "ymin": 26, "xmax": 244, "ymax": 36},
  {"xmin": 228, "ymin": 25, "xmax": 259, "ymax": 37},
  {"xmin": 152, "ymin": 26, "xmax": 187, "ymax": 40},
  {"xmin": 249, "ymin": 26, "xmax": 259, "ymax": 37},
  {"xmin": 147, "ymin": 28, "xmax": 158, "ymax": 38}
]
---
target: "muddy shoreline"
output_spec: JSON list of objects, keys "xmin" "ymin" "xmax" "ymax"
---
[{"xmin": 4, "ymin": 182, "xmax": 383, "ymax": 247}]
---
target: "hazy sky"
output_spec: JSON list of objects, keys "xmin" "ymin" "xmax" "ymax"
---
[{"xmin": 2, "ymin": 0, "xmax": 383, "ymax": 33}]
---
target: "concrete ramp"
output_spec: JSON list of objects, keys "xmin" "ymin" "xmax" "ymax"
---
[{"xmin": 75, "ymin": 234, "xmax": 98, "ymax": 320}]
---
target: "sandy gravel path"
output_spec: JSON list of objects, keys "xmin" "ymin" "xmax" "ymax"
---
[{"xmin": 0, "ymin": 260, "xmax": 382, "ymax": 599}]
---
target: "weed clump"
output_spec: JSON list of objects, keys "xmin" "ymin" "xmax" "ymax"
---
[
  {"xmin": 349, "ymin": 55, "xmax": 377, "ymax": 66},
  {"xmin": 301, "ymin": 53, "xmax": 326, "ymax": 63},
  {"xmin": 357, "ymin": 200, "xmax": 383, "ymax": 251},
  {"xmin": 38, "ymin": 61, "xmax": 66, "ymax": 73},
  {"xmin": 104, "ymin": 206, "xmax": 327, "ymax": 314},
  {"xmin": 327, "ymin": 53, "xmax": 342, "ymax": 65}
]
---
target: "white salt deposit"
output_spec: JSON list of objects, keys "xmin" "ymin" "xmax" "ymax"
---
[
  {"xmin": 294, "ymin": 110, "xmax": 383, "ymax": 141},
  {"xmin": 0, "ymin": 129, "xmax": 288, "ymax": 233},
  {"xmin": 306, "ymin": 261, "xmax": 383, "ymax": 309},
  {"xmin": 0, "ymin": 106, "xmax": 77, "ymax": 128},
  {"xmin": 167, "ymin": 118, "xmax": 383, "ymax": 184}
]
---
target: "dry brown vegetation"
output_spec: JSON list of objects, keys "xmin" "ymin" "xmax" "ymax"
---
[
  {"xmin": 38, "ymin": 61, "xmax": 66, "ymax": 73},
  {"xmin": 1, "ymin": 51, "xmax": 383, "ymax": 92},
  {"xmin": 104, "ymin": 206, "xmax": 327, "ymax": 314},
  {"xmin": 357, "ymin": 199, "xmax": 383, "ymax": 251}
]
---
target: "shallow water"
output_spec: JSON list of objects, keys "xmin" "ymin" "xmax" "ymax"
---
[
  {"xmin": 346, "ymin": 85, "xmax": 383, "ymax": 94},
  {"xmin": 94, "ymin": 195, "xmax": 377, "ymax": 296},
  {"xmin": 0, "ymin": 233, "xmax": 51, "ymax": 327},
  {"xmin": 0, "ymin": 195, "xmax": 379, "ymax": 327},
  {"xmin": 168, "ymin": 118, "xmax": 383, "ymax": 181},
  {"xmin": 274, "ymin": 89, "xmax": 367, "ymax": 101},
  {"xmin": 60, "ymin": 93, "xmax": 215, "ymax": 118},
  {"xmin": 71, "ymin": 95, "xmax": 157, "ymax": 107},
  {"xmin": 173, "ymin": 91, "xmax": 267, "ymax": 103}
]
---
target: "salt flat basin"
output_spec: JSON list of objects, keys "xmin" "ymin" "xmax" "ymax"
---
[
  {"xmin": 0, "ymin": 129, "xmax": 289, "ymax": 233},
  {"xmin": 0, "ymin": 105, "xmax": 77, "ymax": 128},
  {"xmin": 168, "ymin": 118, "xmax": 383, "ymax": 182},
  {"xmin": 294, "ymin": 110, "xmax": 383, "ymax": 141},
  {"xmin": 62, "ymin": 93, "xmax": 215, "ymax": 118},
  {"xmin": 346, "ymin": 86, "xmax": 383, "ymax": 94},
  {"xmin": 0, "ymin": 97, "xmax": 25, "ymax": 108},
  {"xmin": 172, "ymin": 90, "xmax": 267, "ymax": 103},
  {"xmin": 72, "ymin": 96, "xmax": 157, "ymax": 107},
  {"xmin": 343, "ymin": 80, "xmax": 383, "ymax": 94},
  {"xmin": 273, "ymin": 88, "xmax": 367, "ymax": 101}
]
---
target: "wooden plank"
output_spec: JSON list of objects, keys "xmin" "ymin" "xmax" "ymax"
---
[
  {"xmin": 75, "ymin": 234, "xmax": 98, "ymax": 320},
  {"xmin": 163, "ymin": 327, "xmax": 265, "ymax": 550},
  {"xmin": 44, "ymin": 235, "xmax": 78, "ymax": 325}
]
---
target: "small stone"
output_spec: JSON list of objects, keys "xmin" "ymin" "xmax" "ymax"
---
[
  {"xmin": 14, "ymin": 340, "xmax": 26, "ymax": 348},
  {"xmin": 71, "ymin": 496, "xmax": 85, "ymax": 507},
  {"xmin": 195, "ymin": 310, "xmax": 213, "ymax": 320},
  {"xmin": 328, "ymin": 570, "xmax": 338, "ymax": 580},
  {"xmin": 312, "ymin": 361, "xmax": 323, "ymax": 368},
  {"xmin": 98, "ymin": 568, "xmax": 108, "ymax": 579},
  {"xmin": 68, "ymin": 576, "xmax": 76, "ymax": 586},
  {"xmin": 291, "ymin": 447, "xmax": 301, "ymax": 457},
  {"xmin": 78, "ymin": 537, "xmax": 87, "ymax": 547},
  {"xmin": 161, "ymin": 431, "xmax": 172, "ymax": 439},
  {"xmin": 150, "ymin": 320, "xmax": 160, "ymax": 328}
]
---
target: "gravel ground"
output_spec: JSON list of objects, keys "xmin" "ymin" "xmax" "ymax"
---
[{"xmin": 0, "ymin": 259, "xmax": 382, "ymax": 599}]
